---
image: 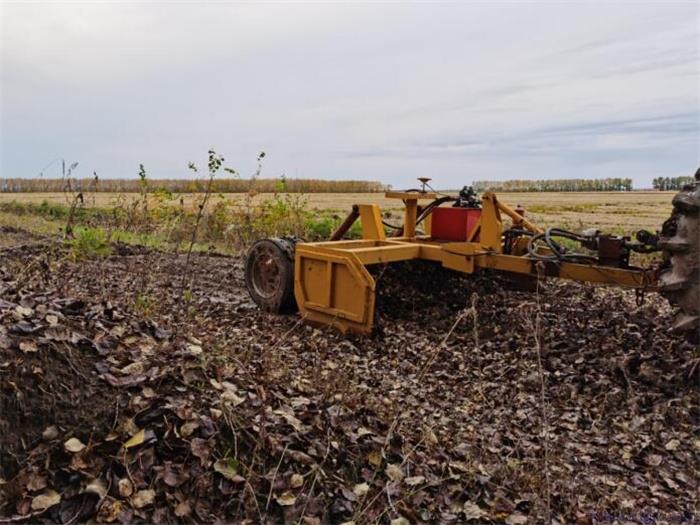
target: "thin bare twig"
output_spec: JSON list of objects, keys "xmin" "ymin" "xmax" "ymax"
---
[
  {"xmin": 417, "ymin": 293, "xmax": 478, "ymax": 381},
  {"xmin": 533, "ymin": 262, "xmax": 552, "ymax": 523},
  {"xmin": 179, "ymin": 154, "xmax": 219, "ymax": 303},
  {"xmin": 264, "ymin": 443, "xmax": 289, "ymax": 512}
]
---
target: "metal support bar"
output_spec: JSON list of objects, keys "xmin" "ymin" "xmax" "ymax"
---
[
  {"xmin": 330, "ymin": 205, "xmax": 360, "ymax": 241},
  {"xmin": 473, "ymin": 253, "xmax": 655, "ymax": 289},
  {"xmin": 350, "ymin": 244, "xmax": 421, "ymax": 265},
  {"xmin": 358, "ymin": 204, "xmax": 386, "ymax": 240},
  {"xmin": 480, "ymin": 192, "xmax": 502, "ymax": 251},
  {"xmin": 496, "ymin": 199, "xmax": 543, "ymax": 234},
  {"xmin": 404, "ymin": 199, "xmax": 418, "ymax": 237}
]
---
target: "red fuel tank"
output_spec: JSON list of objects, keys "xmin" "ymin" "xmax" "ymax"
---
[{"xmin": 430, "ymin": 207, "xmax": 481, "ymax": 241}]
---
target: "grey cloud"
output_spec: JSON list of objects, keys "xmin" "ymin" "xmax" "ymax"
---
[{"xmin": 533, "ymin": 112, "xmax": 698, "ymax": 138}]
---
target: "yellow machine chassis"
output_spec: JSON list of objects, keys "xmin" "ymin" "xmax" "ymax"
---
[{"xmin": 294, "ymin": 192, "xmax": 656, "ymax": 334}]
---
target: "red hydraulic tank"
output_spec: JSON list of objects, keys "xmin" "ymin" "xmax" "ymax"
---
[{"xmin": 430, "ymin": 207, "xmax": 481, "ymax": 241}]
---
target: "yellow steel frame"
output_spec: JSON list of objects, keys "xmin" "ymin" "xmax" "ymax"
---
[{"xmin": 294, "ymin": 191, "xmax": 657, "ymax": 334}]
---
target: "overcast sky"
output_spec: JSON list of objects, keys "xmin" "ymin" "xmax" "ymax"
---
[{"xmin": 1, "ymin": 1, "xmax": 697, "ymax": 188}]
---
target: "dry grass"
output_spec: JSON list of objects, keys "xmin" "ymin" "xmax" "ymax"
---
[
  {"xmin": 0, "ymin": 191, "xmax": 399, "ymax": 212},
  {"xmin": 499, "ymin": 191, "xmax": 674, "ymax": 233},
  {"xmin": 0, "ymin": 190, "xmax": 675, "ymax": 234}
]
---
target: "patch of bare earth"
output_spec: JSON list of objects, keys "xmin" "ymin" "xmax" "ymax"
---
[
  {"xmin": 0, "ymin": 240, "xmax": 697, "ymax": 524},
  {"xmin": 0, "ymin": 227, "xmax": 43, "ymax": 249}
]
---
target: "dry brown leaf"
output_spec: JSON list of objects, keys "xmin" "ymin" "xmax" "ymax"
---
[
  {"xmin": 187, "ymin": 343, "xmax": 203, "ymax": 355},
  {"xmin": 221, "ymin": 391, "xmax": 245, "ymax": 407},
  {"xmin": 15, "ymin": 305, "xmax": 32, "ymax": 317},
  {"xmin": 353, "ymin": 482, "xmax": 369, "ymax": 497},
  {"xmin": 404, "ymin": 475, "xmax": 425, "ymax": 486},
  {"xmin": 118, "ymin": 478, "xmax": 133, "ymax": 498},
  {"xmin": 463, "ymin": 501, "xmax": 486, "ymax": 520},
  {"xmin": 19, "ymin": 341, "xmax": 38, "ymax": 353},
  {"xmin": 646, "ymin": 454, "xmax": 663, "ymax": 466},
  {"xmin": 289, "ymin": 473, "xmax": 304, "ymax": 488},
  {"xmin": 161, "ymin": 462, "xmax": 185, "ymax": 487},
  {"xmin": 26, "ymin": 472, "xmax": 47, "ymax": 492},
  {"xmin": 174, "ymin": 500, "xmax": 192, "ymax": 517},
  {"xmin": 123, "ymin": 429, "xmax": 146, "ymax": 449},
  {"xmin": 30, "ymin": 490, "xmax": 60, "ymax": 511},
  {"xmin": 191, "ymin": 438, "xmax": 211, "ymax": 465},
  {"xmin": 132, "ymin": 489, "xmax": 155, "ymax": 509},
  {"xmin": 97, "ymin": 499, "xmax": 122, "ymax": 523},
  {"xmin": 423, "ymin": 427, "xmax": 439, "ymax": 446},
  {"xmin": 385, "ymin": 464, "xmax": 404, "ymax": 482},
  {"xmin": 180, "ymin": 420, "xmax": 200, "ymax": 438},
  {"xmin": 505, "ymin": 512, "xmax": 528, "ymax": 525},
  {"xmin": 275, "ymin": 491, "xmax": 297, "ymax": 507},
  {"xmin": 122, "ymin": 428, "xmax": 156, "ymax": 449},
  {"xmin": 42, "ymin": 426, "xmax": 59, "ymax": 441},
  {"xmin": 368, "ymin": 451, "xmax": 382, "ymax": 467},
  {"xmin": 275, "ymin": 408, "xmax": 305, "ymax": 432},
  {"xmin": 64, "ymin": 437, "xmax": 86, "ymax": 453},
  {"xmin": 119, "ymin": 361, "xmax": 144, "ymax": 375},
  {"xmin": 213, "ymin": 459, "xmax": 239, "ymax": 481},
  {"xmin": 357, "ymin": 427, "xmax": 373, "ymax": 437},
  {"xmin": 85, "ymin": 478, "xmax": 108, "ymax": 499},
  {"xmin": 665, "ymin": 439, "xmax": 680, "ymax": 451}
]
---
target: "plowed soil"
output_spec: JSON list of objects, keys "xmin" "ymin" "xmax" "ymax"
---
[{"xmin": 0, "ymin": 235, "xmax": 697, "ymax": 524}]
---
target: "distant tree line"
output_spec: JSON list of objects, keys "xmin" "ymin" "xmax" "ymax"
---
[
  {"xmin": 0, "ymin": 177, "xmax": 386, "ymax": 194},
  {"xmin": 651, "ymin": 176, "xmax": 694, "ymax": 191},
  {"xmin": 472, "ymin": 178, "xmax": 634, "ymax": 192}
]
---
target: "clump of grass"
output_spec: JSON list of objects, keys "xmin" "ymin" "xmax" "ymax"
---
[
  {"xmin": 133, "ymin": 292, "xmax": 155, "ymax": 317},
  {"xmin": 68, "ymin": 227, "xmax": 112, "ymax": 260},
  {"xmin": 527, "ymin": 203, "xmax": 598, "ymax": 214}
]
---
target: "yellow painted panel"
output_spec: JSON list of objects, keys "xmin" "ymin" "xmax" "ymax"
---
[
  {"xmin": 441, "ymin": 252, "xmax": 475, "ymax": 274},
  {"xmin": 299, "ymin": 257, "xmax": 329, "ymax": 306},
  {"xmin": 330, "ymin": 263, "xmax": 368, "ymax": 322},
  {"xmin": 294, "ymin": 246, "xmax": 376, "ymax": 334},
  {"xmin": 358, "ymin": 204, "xmax": 386, "ymax": 240},
  {"xmin": 351, "ymin": 244, "xmax": 420, "ymax": 265},
  {"xmin": 385, "ymin": 191, "xmax": 437, "ymax": 200}
]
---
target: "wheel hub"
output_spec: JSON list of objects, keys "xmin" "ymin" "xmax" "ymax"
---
[{"xmin": 250, "ymin": 245, "xmax": 282, "ymax": 299}]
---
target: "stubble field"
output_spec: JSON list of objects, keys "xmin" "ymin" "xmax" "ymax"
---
[{"xmin": 0, "ymin": 190, "xmax": 675, "ymax": 235}]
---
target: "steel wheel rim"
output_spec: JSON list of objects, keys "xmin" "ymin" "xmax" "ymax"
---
[{"xmin": 250, "ymin": 245, "xmax": 282, "ymax": 299}]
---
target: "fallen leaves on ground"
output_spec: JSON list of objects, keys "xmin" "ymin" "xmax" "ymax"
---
[{"xmin": 0, "ymin": 242, "xmax": 697, "ymax": 524}]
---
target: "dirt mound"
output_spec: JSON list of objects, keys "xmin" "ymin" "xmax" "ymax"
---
[
  {"xmin": 0, "ymin": 294, "xmax": 115, "ymax": 477},
  {"xmin": 0, "ymin": 244, "xmax": 697, "ymax": 523}
]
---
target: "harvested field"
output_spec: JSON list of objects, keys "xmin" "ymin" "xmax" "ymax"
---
[
  {"xmin": 0, "ymin": 232, "xmax": 697, "ymax": 523},
  {"xmin": 0, "ymin": 191, "xmax": 675, "ymax": 235}
]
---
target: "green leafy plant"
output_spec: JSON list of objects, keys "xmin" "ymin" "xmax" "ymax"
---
[
  {"xmin": 68, "ymin": 227, "xmax": 112, "ymax": 260},
  {"xmin": 133, "ymin": 292, "xmax": 155, "ymax": 317}
]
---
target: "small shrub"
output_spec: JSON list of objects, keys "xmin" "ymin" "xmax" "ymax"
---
[
  {"xmin": 305, "ymin": 215, "xmax": 362, "ymax": 240},
  {"xmin": 305, "ymin": 216, "xmax": 336, "ymax": 239},
  {"xmin": 133, "ymin": 293, "xmax": 155, "ymax": 317},
  {"xmin": 68, "ymin": 227, "xmax": 112, "ymax": 260}
]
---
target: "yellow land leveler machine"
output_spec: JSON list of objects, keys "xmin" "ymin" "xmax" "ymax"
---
[{"xmin": 245, "ymin": 174, "xmax": 700, "ymax": 340}]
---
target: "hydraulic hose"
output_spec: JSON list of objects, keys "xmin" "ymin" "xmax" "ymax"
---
[{"xmin": 526, "ymin": 227, "xmax": 598, "ymax": 263}]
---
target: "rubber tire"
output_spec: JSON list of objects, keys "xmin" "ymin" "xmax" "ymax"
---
[
  {"xmin": 658, "ymin": 169, "xmax": 700, "ymax": 341},
  {"xmin": 244, "ymin": 238, "xmax": 298, "ymax": 314}
]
